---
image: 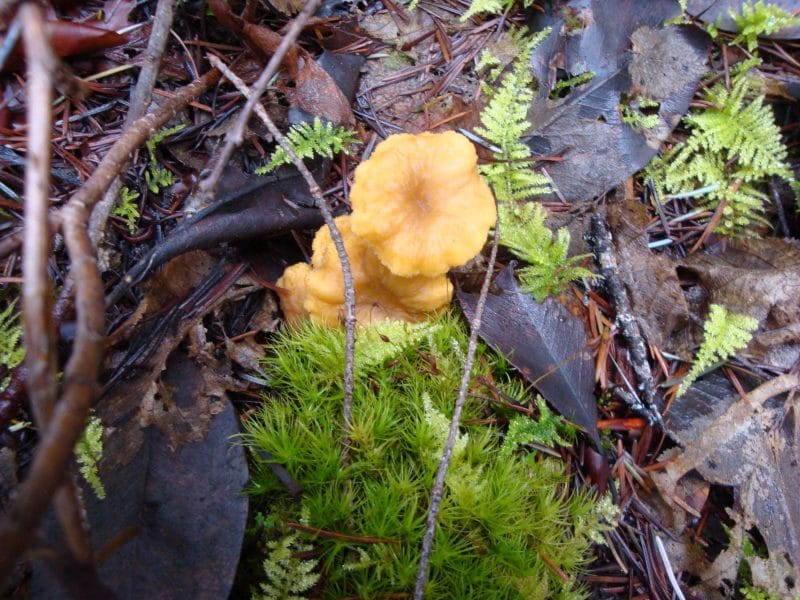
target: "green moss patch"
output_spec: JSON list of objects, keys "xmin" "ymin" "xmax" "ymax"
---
[{"xmin": 244, "ymin": 315, "xmax": 608, "ymax": 599}]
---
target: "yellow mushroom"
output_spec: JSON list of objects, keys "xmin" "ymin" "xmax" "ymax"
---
[{"xmin": 349, "ymin": 131, "xmax": 497, "ymax": 278}]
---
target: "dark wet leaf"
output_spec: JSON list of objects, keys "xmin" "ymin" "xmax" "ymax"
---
[
  {"xmin": 34, "ymin": 350, "xmax": 249, "ymax": 600},
  {"xmin": 458, "ymin": 264, "xmax": 600, "ymax": 446},
  {"xmin": 656, "ymin": 372, "xmax": 800, "ymax": 596},
  {"xmin": 525, "ymin": 0, "xmax": 709, "ymax": 201}
]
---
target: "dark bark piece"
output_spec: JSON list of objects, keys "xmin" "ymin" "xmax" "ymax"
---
[
  {"xmin": 525, "ymin": 0, "xmax": 709, "ymax": 201},
  {"xmin": 458, "ymin": 264, "xmax": 600, "ymax": 447}
]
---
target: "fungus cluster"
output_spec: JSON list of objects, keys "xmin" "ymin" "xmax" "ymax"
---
[{"xmin": 276, "ymin": 131, "xmax": 496, "ymax": 326}]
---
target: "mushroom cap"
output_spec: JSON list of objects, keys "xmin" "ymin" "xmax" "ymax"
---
[
  {"xmin": 350, "ymin": 131, "xmax": 497, "ymax": 277},
  {"xmin": 305, "ymin": 216, "xmax": 453, "ymax": 325},
  {"xmin": 275, "ymin": 262, "xmax": 311, "ymax": 324}
]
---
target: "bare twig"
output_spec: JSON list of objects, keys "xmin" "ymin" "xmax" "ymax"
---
[
  {"xmin": 89, "ymin": 0, "xmax": 177, "ymax": 249},
  {"xmin": 414, "ymin": 230, "xmax": 500, "ymax": 598},
  {"xmin": 587, "ymin": 213, "xmax": 663, "ymax": 425},
  {"xmin": 21, "ymin": 1, "xmax": 58, "ymax": 438},
  {"xmin": 20, "ymin": 3, "xmax": 94, "ymax": 570},
  {"xmin": 210, "ymin": 53, "xmax": 357, "ymax": 464},
  {"xmin": 0, "ymin": 69, "xmax": 219, "ymax": 582},
  {"xmin": 187, "ymin": 0, "xmax": 322, "ymax": 215}
]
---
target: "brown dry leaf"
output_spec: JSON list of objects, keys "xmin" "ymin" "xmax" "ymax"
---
[
  {"xmin": 209, "ymin": 0, "xmax": 353, "ymax": 125},
  {"xmin": 266, "ymin": 0, "xmax": 307, "ymax": 15},
  {"xmin": 606, "ymin": 199, "xmax": 697, "ymax": 356},
  {"xmin": 653, "ymin": 373, "xmax": 800, "ymax": 595},
  {"xmin": 679, "ymin": 238, "xmax": 800, "ymax": 369}
]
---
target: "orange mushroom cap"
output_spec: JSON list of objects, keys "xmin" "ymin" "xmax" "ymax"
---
[
  {"xmin": 275, "ymin": 262, "xmax": 311, "ymax": 324},
  {"xmin": 303, "ymin": 216, "xmax": 453, "ymax": 326},
  {"xmin": 350, "ymin": 131, "xmax": 497, "ymax": 278}
]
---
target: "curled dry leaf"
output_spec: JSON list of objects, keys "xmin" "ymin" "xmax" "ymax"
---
[{"xmin": 208, "ymin": 0, "xmax": 353, "ymax": 125}]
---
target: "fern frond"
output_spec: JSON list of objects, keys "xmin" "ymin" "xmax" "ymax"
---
[
  {"xmin": 731, "ymin": 1, "xmax": 800, "ymax": 52},
  {"xmin": 475, "ymin": 27, "xmax": 552, "ymax": 203},
  {"xmin": 677, "ymin": 304, "xmax": 758, "ymax": 396},
  {"xmin": 0, "ymin": 301, "xmax": 24, "ymax": 373},
  {"xmin": 255, "ymin": 533, "xmax": 319, "ymax": 599},
  {"xmin": 75, "ymin": 414, "xmax": 105, "ymax": 499},
  {"xmin": 647, "ymin": 61, "xmax": 794, "ymax": 235},
  {"xmin": 256, "ymin": 117, "xmax": 359, "ymax": 175},
  {"xmin": 113, "ymin": 186, "xmax": 141, "ymax": 233},
  {"xmin": 499, "ymin": 203, "xmax": 594, "ymax": 301}
]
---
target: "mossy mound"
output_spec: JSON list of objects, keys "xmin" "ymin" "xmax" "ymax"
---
[{"xmin": 244, "ymin": 315, "xmax": 605, "ymax": 599}]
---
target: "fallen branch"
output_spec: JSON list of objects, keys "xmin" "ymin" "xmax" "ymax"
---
[
  {"xmin": 587, "ymin": 213, "xmax": 663, "ymax": 425},
  {"xmin": 209, "ymin": 52, "xmax": 357, "ymax": 466},
  {"xmin": 414, "ymin": 229, "xmax": 500, "ymax": 598},
  {"xmin": 0, "ymin": 68, "xmax": 220, "ymax": 582}
]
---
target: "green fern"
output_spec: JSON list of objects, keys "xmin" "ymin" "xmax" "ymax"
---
[
  {"xmin": 499, "ymin": 203, "xmax": 595, "ymax": 301},
  {"xmin": 459, "ymin": 0, "xmax": 539, "ymax": 22},
  {"xmin": 677, "ymin": 304, "xmax": 758, "ymax": 397},
  {"xmin": 731, "ymin": 1, "xmax": 800, "ymax": 52},
  {"xmin": 647, "ymin": 61, "xmax": 793, "ymax": 234},
  {"xmin": 620, "ymin": 95, "xmax": 661, "ymax": 131},
  {"xmin": 255, "ymin": 117, "xmax": 359, "ymax": 175},
  {"xmin": 75, "ymin": 414, "xmax": 105, "ymax": 499},
  {"xmin": 113, "ymin": 186, "xmax": 141, "ymax": 233},
  {"xmin": 0, "ymin": 301, "xmax": 24, "ymax": 393},
  {"xmin": 475, "ymin": 28, "xmax": 552, "ymax": 203}
]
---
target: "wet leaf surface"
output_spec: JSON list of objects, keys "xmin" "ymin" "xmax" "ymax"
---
[
  {"xmin": 458, "ymin": 264, "xmax": 600, "ymax": 446},
  {"xmin": 525, "ymin": 0, "xmax": 709, "ymax": 201},
  {"xmin": 655, "ymin": 372, "xmax": 800, "ymax": 596}
]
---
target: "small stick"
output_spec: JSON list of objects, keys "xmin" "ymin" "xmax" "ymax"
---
[
  {"xmin": 413, "ymin": 226, "xmax": 500, "ymax": 599},
  {"xmin": 188, "ymin": 0, "xmax": 323, "ymax": 214},
  {"xmin": 19, "ymin": 2, "xmax": 94, "ymax": 569},
  {"xmin": 0, "ymin": 69, "xmax": 220, "ymax": 581},
  {"xmin": 210, "ymin": 54, "xmax": 357, "ymax": 465},
  {"xmin": 587, "ymin": 213, "xmax": 663, "ymax": 425},
  {"xmin": 89, "ymin": 0, "xmax": 177, "ymax": 249}
]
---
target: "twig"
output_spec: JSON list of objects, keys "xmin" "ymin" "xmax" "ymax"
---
[
  {"xmin": 89, "ymin": 0, "xmax": 177, "ymax": 249},
  {"xmin": 209, "ymin": 53, "xmax": 357, "ymax": 465},
  {"xmin": 187, "ymin": 0, "xmax": 322, "ymax": 215},
  {"xmin": 20, "ymin": 3, "xmax": 94, "ymax": 570},
  {"xmin": 587, "ymin": 213, "xmax": 663, "ymax": 426},
  {"xmin": 413, "ymin": 229, "xmax": 500, "ymax": 598},
  {"xmin": 0, "ymin": 69, "xmax": 219, "ymax": 582}
]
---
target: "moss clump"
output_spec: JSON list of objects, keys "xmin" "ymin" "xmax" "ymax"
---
[{"xmin": 244, "ymin": 314, "xmax": 606, "ymax": 599}]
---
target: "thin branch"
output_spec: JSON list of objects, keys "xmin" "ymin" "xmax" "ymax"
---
[
  {"xmin": 187, "ymin": 0, "xmax": 322, "ymax": 215},
  {"xmin": 89, "ymin": 0, "xmax": 177, "ymax": 249},
  {"xmin": 0, "ymin": 69, "xmax": 219, "ymax": 581},
  {"xmin": 21, "ymin": 1, "xmax": 58, "ymax": 436},
  {"xmin": 414, "ymin": 230, "xmax": 500, "ymax": 598},
  {"xmin": 20, "ymin": 3, "xmax": 94, "ymax": 569},
  {"xmin": 587, "ymin": 213, "xmax": 663, "ymax": 425},
  {"xmin": 209, "ymin": 53, "xmax": 357, "ymax": 465}
]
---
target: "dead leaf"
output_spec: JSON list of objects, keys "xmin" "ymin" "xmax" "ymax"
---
[
  {"xmin": 653, "ymin": 373, "xmax": 800, "ymax": 595},
  {"xmin": 678, "ymin": 238, "xmax": 800, "ymax": 369},
  {"xmin": 458, "ymin": 264, "xmax": 600, "ymax": 446},
  {"xmin": 34, "ymin": 350, "xmax": 249, "ymax": 599},
  {"xmin": 526, "ymin": 0, "xmax": 709, "ymax": 201},
  {"xmin": 606, "ymin": 199, "xmax": 697, "ymax": 356}
]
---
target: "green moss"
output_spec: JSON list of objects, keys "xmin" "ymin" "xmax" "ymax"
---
[{"xmin": 244, "ymin": 314, "xmax": 609, "ymax": 598}]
